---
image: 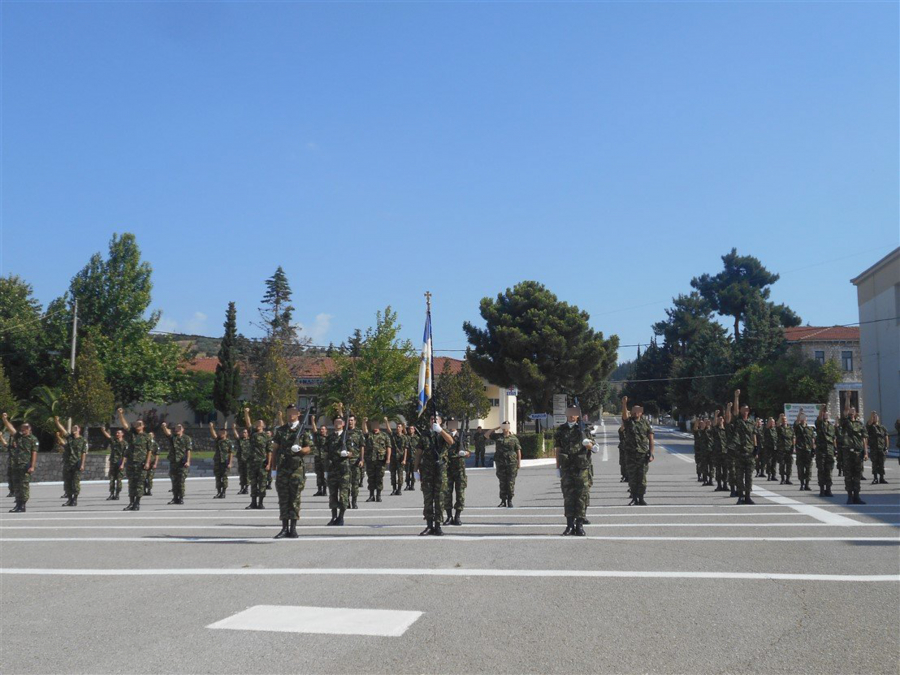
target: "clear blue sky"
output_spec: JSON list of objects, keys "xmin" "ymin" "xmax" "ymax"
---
[{"xmin": 2, "ymin": 2, "xmax": 898, "ymax": 361}]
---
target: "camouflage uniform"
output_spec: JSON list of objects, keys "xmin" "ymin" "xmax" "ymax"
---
[
  {"xmin": 473, "ymin": 432, "xmax": 487, "ymax": 468},
  {"xmin": 712, "ymin": 424, "xmax": 728, "ymax": 489},
  {"xmin": 9, "ymin": 432, "xmax": 38, "ymax": 509},
  {"xmin": 213, "ymin": 437, "xmax": 233, "ymax": 494},
  {"xmin": 793, "ymin": 421, "xmax": 815, "ymax": 489},
  {"xmin": 444, "ymin": 433, "xmax": 467, "ymax": 516},
  {"xmin": 867, "ymin": 422, "xmax": 888, "ymax": 482},
  {"xmin": 840, "ymin": 417, "xmax": 866, "ymax": 498},
  {"xmin": 836, "ymin": 422, "xmax": 845, "ymax": 476},
  {"xmin": 247, "ymin": 430, "xmax": 271, "ymax": 501},
  {"xmin": 814, "ymin": 418, "xmax": 836, "ymax": 493},
  {"xmin": 617, "ymin": 425, "xmax": 628, "ymax": 481},
  {"xmin": 107, "ymin": 438, "xmax": 127, "ymax": 498},
  {"xmin": 313, "ymin": 431, "xmax": 327, "ymax": 493},
  {"xmin": 273, "ymin": 423, "xmax": 312, "ymax": 521},
  {"xmin": 405, "ymin": 433, "xmax": 420, "ymax": 489},
  {"xmin": 236, "ymin": 436, "xmax": 251, "ymax": 493},
  {"xmin": 555, "ymin": 423, "xmax": 591, "ymax": 520},
  {"xmin": 624, "ymin": 416, "xmax": 652, "ymax": 501},
  {"xmin": 389, "ymin": 430, "xmax": 407, "ymax": 495},
  {"xmin": 326, "ymin": 430, "xmax": 352, "ymax": 511},
  {"xmin": 144, "ymin": 437, "xmax": 159, "ymax": 494},
  {"xmin": 365, "ymin": 430, "xmax": 391, "ymax": 498},
  {"xmin": 762, "ymin": 426, "xmax": 778, "ymax": 480},
  {"xmin": 62, "ymin": 435, "xmax": 87, "ymax": 502},
  {"xmin": 491, "ymin": 431, "xmax": 522, "ymax": 504},
  {"xmin": 166, "ymin": 433, "xmax": 192, "ymax": 503},
  {"xmin": 124, "ymin": 430, "xmax": 153, "ymax": 508},
  {"xmin": 776, "ymin": 423, "xmax": 794, "ymax": 483},
  {"xmin": 692, "ymin": 425, "xmax": 703, "ymax": 481},
  {"xmin": 731, "ymin": 417, "xmax": 757, "ymax": 501},
  {"xmin": 346, "ymin": 428, "xmax": 365, "ymax": 504},
  {"xmin": 419, "ymin": 431, "xmax": 450, "ymax": 523},
  {"xmin": 694, "ymin": 427, "xmax": 711, "ymax": 484}
]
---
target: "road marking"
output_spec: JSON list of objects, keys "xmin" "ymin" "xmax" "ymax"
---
[
  {"xmin": 658, "ymin": 444, "xmax": 695, "ymax": 463},
  {"xmin": 751, "ymin": 486, "xmax": 861, "ymax": 526},
  {"xmin": 2, "ymin": 567, "xmax": 897, "ymax": 582},
  {"xmin": 207, "ymin": 605, "xmax": 422, "ymax": 637}
]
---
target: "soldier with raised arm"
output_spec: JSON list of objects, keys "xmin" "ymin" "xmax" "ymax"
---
[
  {"xmin": 209, "ymin": 422, "xmax": 233, "ymax": 499},
  {"xmin": 622, "ymin": 396, "xmax": 654, "ymax": 506},
  {"xmin": 55, "ymin": 416, "xmax": 87, "ymax": 507},
  {"xmin": 3, "ymin": 413, "xmax": 37, "ymax": 512},
  {"xmin": 362, "ymin": 416, "xmax": 391, "ymax": 503},
  {"xmin": 242, "ymin": 408, "xmax": 273, "ymax": 510},
  {"xmin": 233, "ymin": 425, "xmax": 251, "ymax": 496},
  {"xmin": 389, "ymin": 422, "xmax": 408, "ymax": 497},
  {"xmin": 100, "ymin": 426, "xmax": 126, "ymax": 500},
  {"xmin": 159, "ymin": 422, "xmax": 192, "ymax": 505},
  {"xmin": 443, "ymin": 421, "xmax": 470, "ymax": 526},
  {"xmin": 117, "ymin": 408, "xmax": 153, "ymax": 511},
  {"xmin": 775, "ymin": 413, "xmax": 794, "ymax": 485},
  {"xmin": 725, "ymin": 390, "xmax": 757, "ymax": 505},
  {"xmin": 866, "ymin": 412, "xmax": 888, "ymax": 485}
]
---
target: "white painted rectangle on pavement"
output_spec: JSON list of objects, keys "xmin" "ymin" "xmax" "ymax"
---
[{"xmin": 207, "ymin": 605, "xmax": 422, "ymax": 637}]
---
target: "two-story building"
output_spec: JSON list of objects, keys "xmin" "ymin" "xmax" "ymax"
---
[{"xmin": 784, "ymin": 326, "xmax": 862, "ymax": 415}]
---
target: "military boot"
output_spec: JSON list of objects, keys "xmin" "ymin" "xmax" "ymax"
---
[
  {"xmin": 419, "ymin": 520, "xmax": 434, "ymax": 536},
  {"xmin": 123, "ymin": 499, "xmax": 134, "ymax": 511},
  {"xmin": 852, "ymin": 491, "xmax": 866, "ymax": 505},
  {"xmin": 246, "ymin": 497, "xmax": 258, "ymax": 510},
  {"xmin": 366, "ymin": 491, "xmax": 375, "ymax": 503},
  {"xmin": 818, "ymin": 486, "xmax": 825, "ymax": 496},
  {"xmin": 375, "ymin": 490, "xmax": 382, "ymax": 502},
  {"xmin": 335, "ymin": 508, "xmax": 346, "ymax": 526},
  {"xmin": 846, "ymin": 492, "xmax": 853, "ymax": 504},
  {"xmin": 63, "ymin": 497, "xmax": 73, "ymax": 507},
  {"xmin": 729, "ymin": 488, "xmax": 738, "ymax": 498},
  {"xmin": 582, "ymin": 517, "xmax": 591, "ymax": 524},
  {"xmin": 507, "ymin": 500, "xmax": 513, "ymax": 508},
  {"xmin": 880, "ymin": 477, "xmax": 888, "ymax": 484},
  {"xmin": 432, "ymin": 522, "xmax": 444, "ymax": 536},
  {"xmin": 871, "ymin": 477, "xmax": 879, "ymax": 485},
  {"xmin": 106, "ymin": 492, "xmax": 116, "ymax": 501},
  {"xmin": 286, "ymin": 519, "xmax": 299, "ymax": 538},
  {"xmin": 562, "ymin": 517, "xmax": 574, "ymax": 536},
  {"xmin": 744, "ymin": 493, "xmax": 755, "ymax": 505},
  {"xmin": 825, "ymin": 487, "xmax": 834, "ymax": 497},
  {"xmin": 168, "ymin": 497, "xmax": 177, "ymax": 505},
  {"xmin": 274, "ymin": 520, "xmax": 289, "ymax": 539},
  {"xmin": 497, "ymin": 499, "xmax": 507, "ymax": 508},
  {"xmin": 351, "ymin": 495, "xmax": 358, "ymax": 509},
  {"xmin": 784, "ymin": 479, "xmax": 793, "ymax": 486},
  {"xmin": 9, "ymin": 501, "xmax": 21, "ymax": 513},
  {"xmin": 327, "ymin": 508, "xmax": 337, "ymax": 525},
  {"xmin": 72, "ymin": 496, "xmax": 77, "ymax": 507},
  {"xmin": 258, "ymin": 495, "xmax": 265, "ymax": 509},
  {"xmin": 452, "ymin": 509, "xmax": 462, "ymax": 526},
  {"xmin": 442, "ymin": 512, "xmax": 452, "ymax": 525},
  {"xmin": 573, "ymin": 519, "xmax": 586, "ymax": 536},
  {"xmin": 637, "ymin": 497, "xmax": 648, "ymax": 506}
]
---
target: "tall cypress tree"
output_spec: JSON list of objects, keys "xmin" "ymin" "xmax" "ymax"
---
[
  {"xmin": 61, "ymin": 334, "xmax": 115, "ymax": 428},
  {"xmin": 213, "ymin": 302, "xmax": 241, "ymax": 419}
]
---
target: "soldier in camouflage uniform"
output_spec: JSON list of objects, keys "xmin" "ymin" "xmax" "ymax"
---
[
  {"xmin": 694, "ymin": 419, "xmax": 712, "ymax": 487},
  {"xmin": 622, "ymin": 397, "xmax": 654, "ymax": 505},
  {"xmin": 345, "ymin": 414, "xmax": 366, "ymax": 508},
  {"xmin": 159, "ymin": 422, "xmax": 192, "ymax": 505},
  {"xmin": 208, "ymin": 422, "xmax": 234, "ymax": 498},
  {"xmin": 3, "ymin": 430, "xmax": 10, "ymax": 498},
  {"xmin": 233, "ymin": 426, "xmax": 251, "ymax": 496},
  {"xmin": 692, "ymin": 418, "xmax": 703, "ymax": 482},
  {"xmin": 754, "ymin": 419, "xmax": 765, "ymax": 477},
  {"xmin": 724, "ymin": 391, "xmax": 758, "ymax": 505},
  {"xmin": 100, "ymin": 426, "xmax": 127, "ymax": 500},
  {"xmin": 363, "ymin": 417, "xmax": 392, "ymax": 502},
  {"xmin": 415, "ymin": 415, "xmax": 454, "ymax": 535},
  {"xmin": 405, "ymin": 424, "xmax": 420, "ymax": 490},
  {"xmin": 389, "ymin": 423, "xmax": 408, "ymax": 496},
  {"xmin": 712, "ymin": 413, "xmax": 728, "ymax": 491},
  {"xmin": 793, "ymin": 410, "xmax": 815, "ymax": 491},
  {"xmin": 312, "ymin": 424, "xmax": 328, "ymax": 496},
  {"xmin": 762, "ymin": 418, "xmax": 777, "ymax": 481},
  {"xmin": 55, "ymin": 417, "xmax": 87, "ymax": 507},
  {"xmin": 815, "ymin": 406, "xmax": 837, "ymax": 496},
  {"xmin": 325, "ymin": 410, "xmax": 352, "ymax": 526},
  {"xmin": 617, "ymin": 424, "xmax": 628, "ymax": 483},
  {"xmin": 443, "ymin": 423, "xmax": 469, "ymax": 525},
  {"xmin": 485, "ymin": 422, "xmax": 522, "ymax": 507},
  {"xmin": 839, "ymin": 392, "xmax": 868, "ymax": 504},
  {"xmin": 272, "ymin": 404, "xmax": 313, "ymax": 539},
  {"xmin": 775, "ymin": 414, "xmax": 795, "ymax": 485},
  {"xmin": 866, "ymin": 412, "xmax": 888, "ymax": 484},
  {"xmin": 473, "ymin": 426, "xmax": 487, "ymax": 468},
  {"xmin": 555, "ymin": 407, "xmax": 595, "ymax": 535},
  {"xmin": 2, "ymin": 414, "xmax": 38, "ymax": 512},
  {"xmin": 117, "ymin": 408, "xmax": 153, "ymax": 511},
  {"xmin": 241, "ymin": 408, "xmax": 273, "ymax": 509},
  {"xmin": 143, "ymin": 432, "xmax": 159, "ymax": 496}
]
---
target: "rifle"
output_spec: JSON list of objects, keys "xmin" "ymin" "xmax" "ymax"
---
[{"xmin": 291, "ymin": 405, "xmax": 313, "ymax": 449}]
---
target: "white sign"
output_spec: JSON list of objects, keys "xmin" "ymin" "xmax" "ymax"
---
[
  {"xmin": 553, "ymin": 414, "xmax": 566, "ymax": 426},
  {"xmin": 552, "ymin": 394, "xmax": 567, "ymax": 416},
  {"xmin": 783, "ymin": 403, "xmax": 823, "ymax": 427}
]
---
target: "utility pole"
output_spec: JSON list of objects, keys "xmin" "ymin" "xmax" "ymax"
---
[{"xmin": 67, "ymin": 298, "xmax": 78, "ymax": 433}]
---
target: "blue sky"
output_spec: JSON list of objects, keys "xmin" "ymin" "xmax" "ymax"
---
[{"xmin": 2, "ymin": 1, "xmax": 898, "ymax": 360}]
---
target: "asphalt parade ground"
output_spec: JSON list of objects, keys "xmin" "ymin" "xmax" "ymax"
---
[{"xmin": 1, "ymin": 421, "xmax": 898, "ymax": 675}]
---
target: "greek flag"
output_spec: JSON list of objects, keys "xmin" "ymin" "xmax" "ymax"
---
[{"xmin": 417, "ymin": 308, "xmax": 433, "ymax": 415}]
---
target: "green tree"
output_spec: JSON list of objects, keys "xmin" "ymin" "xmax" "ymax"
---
[
  {"xmin": 0, "ymin": 275, "xmax": 45, "ymax": 397},
  {"xmin": 212, "ymin": 302, "xmax": 241, "ymax": 418},
  {"xmin": 252, "ymin": 339, "xmax": 296, "ymax": 423},
  {"xmin": 27, "ymin": 385, "xmax": 64, "ymax": 440},
  {"xmin": 0, "ymin": 361, "xmax": 19, "ymax": 416},
  {"xmin": 652, "ymin": 292, "xmax": 715, "ymax": 357},
  {"xmin": 444, "ymin": 360, "xmax": 492, "ymax": 423},
  {"xmin": 667, "ymin": 324, "xmax": 734, "ymax": 418},
  {"xmin": 61, "ymin": 335, "xmax": 115, "ymax": 429},
  {"xmin": 739, "ymin": 349, "xmax": 841, "ymax": 418},
  {"xmin": 183, "ymin": 371, "xmax": 216, "ymax": 421},
  {"xmin": 463, "ymin": 281, "xmax": 618, "ymax": 413},
  {"xmin": 259, "ymin": 266, "xmax": 296, "ymax": 342},
  {"xmin": 621, "ymin": 340, "xmax": 672, "ymax": 415},
  {"xmin": 733, "ymin": 295, "xmax": 787, "ymax": 368}
]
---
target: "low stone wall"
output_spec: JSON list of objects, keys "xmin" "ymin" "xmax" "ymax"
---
[{"xmin": 26, "ymin": 454, "xmax": 110, "ymax": 483}]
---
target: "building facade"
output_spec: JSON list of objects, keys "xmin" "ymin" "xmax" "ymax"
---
[
  {"xmin": 784, "ymin": 326, "xmax": 862, "ymax": 415},
  {"xmin": 851, "ymin": 247, "xmax": 900, "ymax": 440}
]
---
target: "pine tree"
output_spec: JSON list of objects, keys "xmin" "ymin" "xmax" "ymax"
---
[
  {"xmin": 260, "ymin": 266, "xmax": 296, "ymax": 342},
  {"xmin": 213, "ymin": 302, "xmax": 241, "ymax": 419},
  {"xmin": 61, "ymin": 335, "xmax": 115, "ymax": 428}
]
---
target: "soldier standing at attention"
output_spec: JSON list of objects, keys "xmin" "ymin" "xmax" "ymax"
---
[
  {"xmin": 473, "ymin": 426, "xmax": 487, "ymax": 468},
  {"xmin": 208, "ymin": 422, "xmax": 233, "ymax": 499},
  {"xmin": 117, "ymin": 408, "xmax": 153, "ymax": 511},
  {"xmin": 55, "ymin": 417, "xmax": 87, "ymax": 507},
  {"xmin": 485, "ymin": 421, "xmax": 522, "ymax": 508},
  {"xmin": 692, "ymin": 418, "xmax": 703, "ymax": 482},
  {"xmin": 814, "ymin": 406, "xmax": 837, "ymax": 496},
  {"xmin": 345, "ymin": 414, "xmax": 366, "ymax": 509},
  {"xmin": 144, "ymin": 431, "xmax": 159, "ymax": 497},
  {"xmin": 724, "ymin": 390, "xmax": 758, "ymax": 505},
  {"xmin": 100, "ymin": 426, "xmax": 127, "ymax": 500},
  {"xmin": 159, "ymin": 422, "xmax": 192, "ymax": 505},
  {"xmin": 793, "ymin": 410, "xmax": 815, "ymax": 491},
  {"xmin": 618, "ymin": 424, "xmax": 628, "ymax": 483},
  {"xmin": 389, "ymin": 422, "xmax": 407, "ymax": 496},
  {"xmin": 415, "ymin": 414, "xmax": 455, "ymax": 536},
  {"xmin": 839, "ymin": 392, "xmax": 868, "ymax": 504},
  {"xmin": 271, "ymin": 404, "xmax": 312, "ymax": 539},
  {"xmin": 232, "ymin": 426, "xmax": 251, "ymax": 496},
  {"xmin": 754, "ymin": 418, "xmax": 765, "ymax": 477},
  {"xmin": 866, "ymin": 412, "xmax": 889, "ymax": 484},
  {"xmin": 312, "ymin": 424, "xmax": 328, "ymax": 497},
  {"xmin": 712, "ymin": 412, "xmax": 728, "ymax": 491},
  {"xmin": 362, "ymin": 417, "xmax": 392, "ymax": 502},
  {"xmin": 555, "ymin": 406, "xmax": 595, "ymax": 535},
  {"xmin": 2, "ymin": 414, "xmax": 37, "ymax": 512},
  {"xmin": 405, "ymin": 424, "xmax": 420, "ymax": 490},
  {"xmin": 762, "ymin": 418, "xmax": 777, "ymax": 482},
  {"xmin": 443, "ymin": 422, "xmax": 469, "ymax": 526},
  {"xmin": 242, "ymin": 408, "xmax": 273, "ymax": 510},
  {"xmin": 622, "ymin": 397, "xmax": 654, "ymax": 505},
  {"xmin": 776, "ymin": 414, "xmax": 795, "ymax": 485},
  {"xmin": 325, "ymin": 406, "xmax": 352, "ymax": 526}
]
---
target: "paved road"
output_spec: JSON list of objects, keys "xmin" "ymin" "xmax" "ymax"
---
[{"xmin": 1, "ymin": 420, "xmax": 898, "ymax": 674}]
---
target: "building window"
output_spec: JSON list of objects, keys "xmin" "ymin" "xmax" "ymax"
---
[
  {"xmin": 814, "ymin": 350, "xmax": 825, "ymax": 365},
  {"xmin": 489, "ymin": 398, "xmax": 500, "ymax": 407},
  {"xmin": 841, "ymin": 351, "xmax": 853, "ymax": 371}
]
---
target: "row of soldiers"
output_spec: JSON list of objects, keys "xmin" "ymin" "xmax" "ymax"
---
[{"xmin": 689, "ymin": 391, "xmax": 891, "ymax": 504}]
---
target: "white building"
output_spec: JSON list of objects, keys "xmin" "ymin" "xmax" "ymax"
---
[{"xmin": 851, "ymin": 247, "xmax": 899, "ymax": 441}]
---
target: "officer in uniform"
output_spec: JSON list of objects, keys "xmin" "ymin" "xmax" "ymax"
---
[
  {"xmin": 312, "ymin": 424, "xmax": 328, "ymax": 496},
  {"xmin": 389, "ymin": 422, "xmax": 408, "ymax": 496},
  {"xmin": 325, "ymin": 404, "xmax": 356, "ymax": 525},
  {"xmin": 158, "ymin": 422, "xmax": 192, "ymax": 504},
  {"xmin": 55, "ymin": 417, "xmax": 87, "ymax": 507},
  {"xmin": 2, "ymin": 413, "xmax": 37, "ymax": 512},
  {"xmin": 485, "ymin": 421, "xmax": 522, "ymax": 507},
  {"xmin": 839, "ymin": 392, "xmax": 868, "ymax": 504},
  {"xmin": 815, "ymin": 406, "xmax": 837, "ymax": 496},
  {"xmin": 405, "ymin": 424, "xmax": 420, "ymax": 490},
  {"xmin": 725, "ymin": 390, "xmax": 758, "ymax": 505},
  {"xmin": 555, "ymin": 406, "xmax": 595, "ymax": 535},
  {"xmin": 363, "ymin": 417, "xmax": 391, "ymax": 502},
  {"xmin": 443, "ymin": 421, "xmax": 469, "ymax": 526},
  {"xmin": 793, "ymin": 410, "xmax": 815, "ymax": 491},
  {"xmin": 622, "ymin": 397, "xmax": 654, "ymax": 505},
  {"xmin": 272, "ymin": 404, "xmax": 312, "ymax": 539},
  {"xmin": 208, "ymin": 422, "xmax": 234, "ymax": 498},
  {"xmin": 415, "ymin": 414, "xmax": 454, "ymax": 535},
  {"xmin": 232, "ymin": 426, "xmax": 251, "ymax": 495},
  {"xmin": 117, "ymin": 408, "xmax": 153, "ymax": 511},
  {"xmin": 776, "ymin": 414, "xmax": 795, "ymax": 485},
  {"xmin": 866, "ymin": 412, "xmax": 889, "ymax": 484},
  {"xmin": 473, "ymin": 426, "xmax": 487, "ymax": 468}
]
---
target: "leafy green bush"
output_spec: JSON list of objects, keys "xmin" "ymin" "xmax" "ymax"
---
[{"xmin": 519, "ymin": 432, "xmax": 546, "ymax": 459}]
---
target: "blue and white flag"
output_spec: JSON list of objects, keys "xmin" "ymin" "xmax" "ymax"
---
[{"xmin": 417, "ymin": 308, "xmax": 433, "ymax": 415}]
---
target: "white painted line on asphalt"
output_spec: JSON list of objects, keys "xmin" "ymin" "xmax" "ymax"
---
[
  {"xmin": 752, "ymin": 486, "xmax": 861, "ymax": 526},
  {"xmin": 658, "ymin": 444, "xmax": 695, "ymax": 464},
  {"xmin": 207, "ymin": 605, "xmax": 422, "ymax": 637},
  {"xmin": 3, "ymin": 567, "xmax": 897, "ymax": 582}
]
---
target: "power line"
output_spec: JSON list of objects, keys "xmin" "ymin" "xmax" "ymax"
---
[{"xmin": 0, "ymin": 305, "xmax": 68, "ymax": 336}]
